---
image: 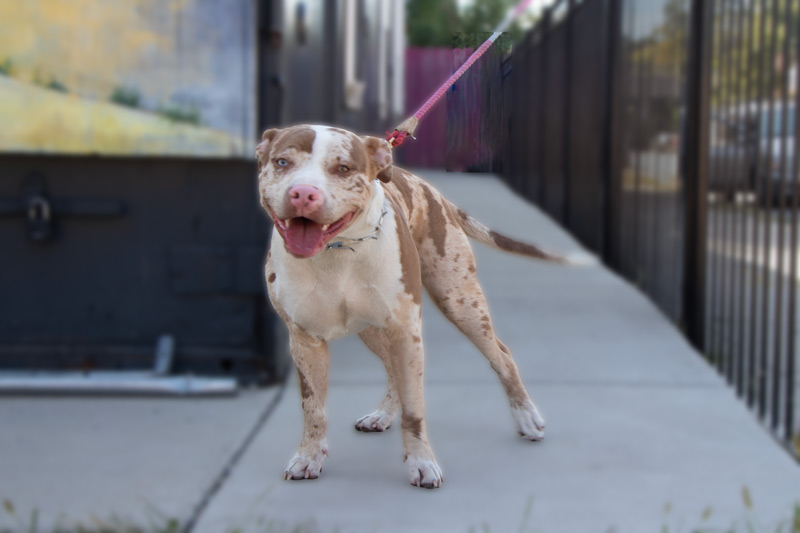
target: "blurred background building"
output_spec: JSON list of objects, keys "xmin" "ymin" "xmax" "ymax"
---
[
  {"xmin": 0, "ymin": 0, "xmax": 536, "ymax": 387},
  {"xmin": 2, "ymin": 0, "xmax": 796, "ymax": 455},
  {"xmin": 0, "ymin": 0, "xmax": 406, "ymax": 386}
]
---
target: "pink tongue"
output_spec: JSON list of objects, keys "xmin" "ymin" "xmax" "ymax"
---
[{"xmin": 285, "ymin": 218, "xmax": 325, "ymax": 256}]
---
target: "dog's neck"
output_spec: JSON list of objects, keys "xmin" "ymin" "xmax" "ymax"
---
[{"xmin": 327, "ymin": 181, "xmax": 387, "ymax": 247}]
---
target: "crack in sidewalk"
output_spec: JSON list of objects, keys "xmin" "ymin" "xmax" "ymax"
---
[{"xmin": 181, "ymin": 382, "xmax": 287, "ymax": 533}]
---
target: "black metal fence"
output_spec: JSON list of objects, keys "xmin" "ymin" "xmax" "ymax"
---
[{"xmin": 469, "ymin": 0, "xmax": 800, "ymax": 455}]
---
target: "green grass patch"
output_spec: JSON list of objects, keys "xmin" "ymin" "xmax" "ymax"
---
[
  {"xmin": 156, "ymin": 103, "xmax": 202, "ymax": 125},
  {"xmin": 46, "ymin": 79, "xmax": 68, "ymax": 93},
  {"xmin": 0, "ymin": 58, "xmax": 13, "ymax": 76},
  {"xmin": 110, "ymin": 86, "xmax": 141, "ymax": 109},
  {"xmin": 3, "ymin": 490, "xmax": 799, "ymax": 533}
]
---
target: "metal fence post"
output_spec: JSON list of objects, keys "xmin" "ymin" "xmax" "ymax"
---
[
  {"xmin": 562, "ymin": 0, "xmax": 575, "ymax": 225},
  {"xmin": 682, "ymin": 0, "xmax": 713, "ymax": 350},
  {"xmin": 601, "ymin": 0, "xmax": 623, "ymax": 268},
  {"xmin": 537, "ymin": 9, "xmax": 552, "ymax": 205}
]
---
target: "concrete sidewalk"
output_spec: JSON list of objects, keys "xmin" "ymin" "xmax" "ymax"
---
[{"xmin": 2, "ymin": 171, "xmax": 799, "ymax": 533}]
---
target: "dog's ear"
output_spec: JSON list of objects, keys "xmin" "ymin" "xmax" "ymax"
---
[
  {"xmin": 362, "ymin": 136, "xmax": 393, "ymax": 183},
  {"xmin": 256, "ymin": 129, "xmax": 279, "ymax": 172}
]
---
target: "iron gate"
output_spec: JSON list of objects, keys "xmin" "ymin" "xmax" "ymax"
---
[{"xmin": 467, "ymin": 0, "xmax": 800, "ymax": 455}]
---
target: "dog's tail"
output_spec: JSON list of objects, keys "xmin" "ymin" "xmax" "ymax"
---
[{"xmin": 454, "ymin": 206, "xmax": 592, "ymax": 265}]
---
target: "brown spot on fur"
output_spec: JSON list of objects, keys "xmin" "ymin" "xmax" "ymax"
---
[
  {"xmin": 345, "ymin": 181, "xmax": 365, "ymax": 193},
  {"xmin": 268, "ymin": 273, "xmax": 277, "ymax": 283},
  {"xmin": 363, "ymin": 137, "xmax": 392, "ymax": 182},
  {"xmin": 273, "ymin": 125, "xmax": 316, "ymax": 155},
  {"xmin": 422, "ymin": 185, "xmax": 447, "ymax": 257},
  {"xmin": 489, "ymin": 230, "xmax": 561, "ymax": 261},
  {"xmin": 472, "ymin": 301, "xmax": 479, "ymax": 308},
  {"xmin": 468, "ymin": 264, "xmax": 476, "ymax": 273},
  {"xmin": 297, "ymin": 369, "xmax": 313, "ymax": 400},
  {"xmin": 256, "ymin": 129, "xmax": 279, "ymax": 171},
  {"xmin": 443, "ymin": 202, "xmax": 461, "ymax": 225},
  {"xmin": 347, "ymin": 137, "xmax": 368, "ymax": 173},
  {"xmin": 457, "ymin": 298, "xmax": 465, "ymax": 306},
  {"xmin": 412, "ymin": 335, "xmax": 421, "ymax": 343},
  {"xmin": 387, "ymin": 171, "xmax": 415, "ymax": 214},
  {"xmin": 402, "ymin": 415, "xmax": 423, "ymax": 440},
  {"xmin": 393, "ymin": 205, "xmax": 422, "ymax": 305},
  {"xmin": 481, "ymin": 315, "xmax": 490, "ymax": 322}
]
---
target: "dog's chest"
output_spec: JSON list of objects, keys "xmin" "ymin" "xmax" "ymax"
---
[{"xmin": 268, "ymin": 238, "xmax": 405, "ymax": 341}]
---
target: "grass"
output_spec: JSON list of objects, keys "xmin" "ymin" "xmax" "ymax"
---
[
  {"xmin": 30, "ymin": 73, "xmax": 68, "ymax": 94},
  {"xmin": 45, "ymin": 79, "xmax": 68, "ymax": 93},
  {"xmin": 3, "ymin": 490, "xmax": 799, "ymax": 533},
  {"xmin": 1, "ymin": 499, "xmax": 179, "ymax": 533},
  {"xmin": 109, "ymin": 86, "xmax": 141, "ymax": 109},
  {"xmin": 0, "ymin": 58, "xmax": 13, "ymax": 76},
  {"xmin": 156, "ymin": 104, "xmax": 201, "ymax": 125},
  {"xmin": 659, "ymin": 487, "xmax": 800, "ymax": 533}
]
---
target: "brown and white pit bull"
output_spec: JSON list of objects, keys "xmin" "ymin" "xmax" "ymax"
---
[{"xmin": 257, "ymin": 124, "xmax": 568, "ymax": 489}]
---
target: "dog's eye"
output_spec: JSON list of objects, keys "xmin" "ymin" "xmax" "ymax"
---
[
  {"xmin": 338, "ymin": 164, "xmax": 350, "ymax": 173},
  {"xmin": 275, "ymin": 158, "xmax": 289, "ymax": 167}
]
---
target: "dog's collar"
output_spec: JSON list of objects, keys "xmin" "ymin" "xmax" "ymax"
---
[{"xmin": 326, "ymin": 209, "xmax": 388, "ymax": 252}]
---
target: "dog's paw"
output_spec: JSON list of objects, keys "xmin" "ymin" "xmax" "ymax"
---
[
  {"xmin": 512, "ymin": 402, "xmax": 546, "ymax": 441},
  {"xmin": 283, "ymin": 444, "xmax": 328, "ymax": 480},
  {"xmin": 405, "ymin": 455, "xmax": 444, "ymax": 489},
  {"xmin": 354, "ymin": 409, "xmax": 395, "ymax": 432}
]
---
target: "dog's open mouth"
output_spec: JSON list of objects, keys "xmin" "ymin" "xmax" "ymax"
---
[{"xmin": 272, "ymin": 210, "xmax": 356, "ymax": 258}]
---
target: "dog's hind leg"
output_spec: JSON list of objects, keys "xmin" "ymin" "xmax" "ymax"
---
[
  {"xmin": 354, "ymin": 326, "xmax": 399, "ymax": 432},
  {"xmin": 421, "ymin": 241, "xmax": 545, "ymax": 441}
]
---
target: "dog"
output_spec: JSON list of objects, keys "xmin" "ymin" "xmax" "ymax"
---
[{"xmin": 257, "ymin": 124, "xmax": 568, "ymax": 489}]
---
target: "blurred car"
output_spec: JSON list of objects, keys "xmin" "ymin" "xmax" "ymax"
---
[{"xmin": 708, "ymin": 102, "xmax": 797, "ymax": 206}]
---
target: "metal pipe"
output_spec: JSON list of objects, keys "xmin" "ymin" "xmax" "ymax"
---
[{"xmin": 0, "ymin": 372, "xmax": 238, "ymax": 397}]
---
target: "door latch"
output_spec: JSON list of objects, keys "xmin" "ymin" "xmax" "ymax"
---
[{"xmin": 26, "ymin": 194, "xmax": 53, "ymax": 242}]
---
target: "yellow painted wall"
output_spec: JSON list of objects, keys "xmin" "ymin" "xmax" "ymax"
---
[{"xmin": 0, "ymin": 0, "xmax": 254, "ymax": 157}]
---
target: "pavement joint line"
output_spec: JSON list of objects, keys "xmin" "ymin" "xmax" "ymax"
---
[
  {"xmin": 319, "ymin": 379, "xmax": 726, "ymax": 388},
  {"xmin": 181, "ymin": 381, "xmax": 287, "ymax": 533}
]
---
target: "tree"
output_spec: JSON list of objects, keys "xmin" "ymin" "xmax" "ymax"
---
[
  {"xmin": 406, "ymin": 0, "xmax": 460, "ymax": 47},
  {"xmin": 406, "ymin": 0, "xmax": 528, "ymax": 48}
]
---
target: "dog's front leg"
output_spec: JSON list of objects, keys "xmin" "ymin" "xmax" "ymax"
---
[
  {"xmin": 385, "ymin": 321, "xmax": 444, "ymax": 489},
  {"xmin": 284, "ymin": 328, "xmax": 330, "ymax": 481}
]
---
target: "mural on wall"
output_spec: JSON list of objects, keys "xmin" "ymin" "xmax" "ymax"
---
[{"xmin": 0, "ymin": 0, "xmax": 255, "ymax": 158}]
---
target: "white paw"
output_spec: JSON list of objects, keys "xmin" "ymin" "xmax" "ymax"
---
[
  {"xmin": 512, "ymin": 402, "xmax": 546, "ymax": 441},
  {"xmin": 354, "ymin": 409, "xmax": 396, "ymax": 432},
  {"xmin": 284, "ymin": 442, "xmax": 328, "ymax": 480},
  {"xmin": 406, "ymin": 455, "xmax": 444, "ymax": 489}
]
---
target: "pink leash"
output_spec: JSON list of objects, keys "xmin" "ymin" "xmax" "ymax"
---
[{"xmin": 387, "ymin": 0, "xmax": 536, "ymax": 148}]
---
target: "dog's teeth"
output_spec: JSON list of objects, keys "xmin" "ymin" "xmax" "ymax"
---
[
  {"xmin": 284, "ymin": 219, "xmax": 291, "ymax": 228},
  {"xmin": 322, "ymin": 224, "xmax": 330, "ymax": 232}
]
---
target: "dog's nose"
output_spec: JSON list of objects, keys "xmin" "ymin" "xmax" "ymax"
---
[{"xmin": 288, "ymin": 184, "xmax": 324, "ymax": 214}]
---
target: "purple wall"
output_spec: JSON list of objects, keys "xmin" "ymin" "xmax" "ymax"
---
[
  {"xmin": 401, "ymin": 47, "xmax": 498, "ymax": 171},
  {"xmin": 399, "ymin": 48, "xmax": 452, "ymax": 169}
]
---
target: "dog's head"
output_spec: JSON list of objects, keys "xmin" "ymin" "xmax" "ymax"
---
[{"xmin": 256, "ymin": 125, "xmax": 393, "ymax": 258}]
